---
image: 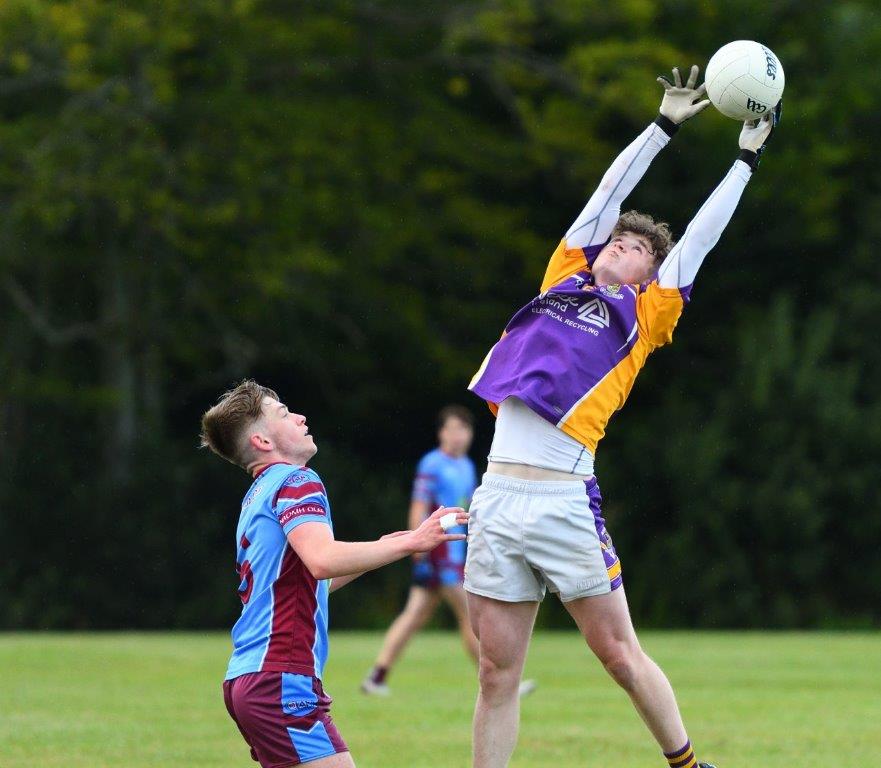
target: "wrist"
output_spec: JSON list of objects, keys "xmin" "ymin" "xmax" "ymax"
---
[
  {"xmin": 737, "ymin": 148, "xmax": 759, "ymax": 171},
  {"xmin": 654, "ymin": 113, "xmax": 680, "ymax": 137},
  {"xmin": 398, "ymin": 531, "xmax": 418, "ymax": 555}
]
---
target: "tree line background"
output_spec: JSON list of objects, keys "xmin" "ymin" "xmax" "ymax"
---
[{"xmin": 2, "ymin": 0, "xmax": 880, "ymax": 631}]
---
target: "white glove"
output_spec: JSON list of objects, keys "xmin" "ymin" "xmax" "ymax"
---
[
  {"xmin": 739, "ymin": 111, "xmax": 775, "ymax": 151},
  {"xmin": 737, "ymin": 100, "xmax": 782, "ymax": 170},
  {"xmin": 657, "ymin": 65, "xmax": 711, "ymax": 124}
]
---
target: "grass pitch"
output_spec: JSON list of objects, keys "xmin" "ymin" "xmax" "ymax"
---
[{"xmin": 0, "ymin": 630, "xmax": 878, "ymax": 767}]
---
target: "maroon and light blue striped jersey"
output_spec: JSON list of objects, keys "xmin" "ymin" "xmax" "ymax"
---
[{"xmin": 225, "ymin": 462, "xmax": 332, "ymax": 682}]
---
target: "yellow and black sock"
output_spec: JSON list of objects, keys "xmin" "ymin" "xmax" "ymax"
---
[{"xmin": 664, "ymin": 740, "xmax": 697, "ymax": 768}]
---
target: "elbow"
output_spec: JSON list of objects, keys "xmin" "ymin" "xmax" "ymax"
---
[
  {"xmin": 308, "ymin": 560, "xmax": 333, "ymax": 581},
  {"xmin": 301, "ymin": 551, "xmax": 334, "ymax": 580}
]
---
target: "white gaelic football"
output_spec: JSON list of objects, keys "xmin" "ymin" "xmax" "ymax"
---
[{"xmin": 705, "ymin": 41, "xmax": 785, "ymax": 121}]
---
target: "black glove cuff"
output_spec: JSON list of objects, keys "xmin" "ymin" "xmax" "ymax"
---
[
  {"xmin": 654, "ymin": 114, "xmax": 680, "ymax": 137},
  {"xmin": 737, "ymin": 148, "xmax": 759, "ymax": 171}
]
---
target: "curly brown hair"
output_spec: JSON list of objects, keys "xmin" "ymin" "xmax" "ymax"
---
[
  {"xmin": 200, "ymin": 379, "xmax": 279, "ymax": 469},
  {"xmin": 611, "ymin": 210, "xmax": 675, "ymax": 264}
]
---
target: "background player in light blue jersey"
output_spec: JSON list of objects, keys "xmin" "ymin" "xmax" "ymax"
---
[
  {"xmin": 361, "ymin": 406, "xmax": 537, "ymax": 698},
  {"xmin": 361, "ymin": 406, "xmax": 479, "ymax": 694},
  {"xmin": 200, "ymin": 380, "xmax": 467, "ymax": 768}
]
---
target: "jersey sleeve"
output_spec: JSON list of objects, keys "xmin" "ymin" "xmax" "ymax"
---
[
  {"xmin": 272, "ymin": 469, "xmax": 331, "ymax": 535},
  {"xmin": 565, "ymin": 121, "xmax": 674, "ymax": 249},
  {"xmin": 656, "ymin": 159, "xmax": 752, "ymax": 290},
  {"xmin": 636, "ymin": 281, "xmax": 690, "ymax": 348},
  {"xmin": 543, "ymin": 120, "xmax": 675, "ymax": 295},
  {"xmin": 411, "ymin": 454, "xmax": 437, "ymax": 505},
  {"xmin": 540, "ymin": 240, "xmax": 605, "ymax": 294}
]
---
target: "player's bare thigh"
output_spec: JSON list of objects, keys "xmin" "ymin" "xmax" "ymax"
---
[
  {"xmin": 563, "ymin": 586, "xmax": 642, "ymax": 660},
  {"xmin": 467, "ymin": 592, "xmax": 538, "ymax": 661},
  {"xmin": 296, "ymin": 751, "xmax": 356, "ymax": 767}
]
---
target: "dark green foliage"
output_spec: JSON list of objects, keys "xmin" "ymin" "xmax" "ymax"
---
[{"xmin": 1, "ymin": 0, "xmax": 879, "ymax": 628}]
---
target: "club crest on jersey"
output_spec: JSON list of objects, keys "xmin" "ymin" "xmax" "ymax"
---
[
  {"xmin": 283, "ymin": 697, "xmax": 318, "ymax": 715},
  {"xmin": 576, "ymin": 298, "xmax": 611, "ymax": 329},
  {"xmin": 242, "ymin": 483, "xmax": 263, "ymax": 508},
  {"xmin": 599, "ymin": 283, "xmax": 623, "ymax": 299}
]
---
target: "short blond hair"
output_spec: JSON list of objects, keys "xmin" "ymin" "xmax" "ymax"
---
[
  {"xmin": 612, "ymin": 210, "xmax": 675, "ymax": 264},
  {"xmin": 200, "ymin": 379, "xmax": 279, "ymax": 468}
]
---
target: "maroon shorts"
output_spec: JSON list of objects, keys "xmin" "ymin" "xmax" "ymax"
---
[{"xmin": 223, "ymin": 672, "xmax": 348, "ymax": 767}]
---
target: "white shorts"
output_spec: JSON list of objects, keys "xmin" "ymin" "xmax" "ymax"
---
[{"xmin": 464, "ymin": 472, "xmax": 623, "ymax": 603}]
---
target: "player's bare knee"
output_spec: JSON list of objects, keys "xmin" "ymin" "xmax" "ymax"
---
[
  {"xmin": 411, "ymin": 610, "xmax": 433, "ymax": 630},
  {"xmin": 401, "ymin": 611, "xmax": 428, "ymax": 634},
  {"xmin": 603, "ymin": 655, "xmax": 638, "ymax": 690},
  {"xmin": 478, "ymin": 656, "xmax": 520, "ymax": 699},
  {"xmin": 600, "ymin": 645, "xmax": 644, "ymax": 692},
  {"xmin": 404, "ymin": 597, "xmax": 436, "ymax": 625}
]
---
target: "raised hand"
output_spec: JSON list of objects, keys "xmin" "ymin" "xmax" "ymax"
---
[
  {"xmin": 408, "ymin": 506, "xmax": 468, "ymax": 553},
  {"xmin": 739, "ymin": 99, "xmax": 783, "ymax": 152},
  {"xmin": 657, "ymin": 65, "xmax": 711, "ymax": 124}
]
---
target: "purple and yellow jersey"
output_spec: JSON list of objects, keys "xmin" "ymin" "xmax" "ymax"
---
[
  {"xmin": 469, "ymin": 239, "xmax": 690, "ymax": 454},
  {"xmin": 225, "ymin": 462, "xmax": 332, "ymax": 682},
  {"xmin": 412, "ymin": 448, "xmax": 477, "ymax": 564}
]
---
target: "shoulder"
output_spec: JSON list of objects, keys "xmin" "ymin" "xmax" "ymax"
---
[
  {"xmin": 277, "ymin": 466, "xmax": 323, "ymax": 487},
  {"xmin": 417, "ymin": 449, "xmax": 442, "ymax": 472},
  {"xmin": 273, "ymin": 466, "xmax": 331, "ymax": 530},
  {"xmin": 638, "ymin": 280, "xmax": 689, "ymax": 303},
  {"xmin": 273, "ymin": 467, "xmax": 327, "ymax": 506},
  {"xmin": 635, "ymin": 281, "xmax": 689, "ymax": 345}
]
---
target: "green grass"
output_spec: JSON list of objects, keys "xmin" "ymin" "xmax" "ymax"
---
[{"xmin": 1, "ymin": 631, "xmax": 879, "ymax": 767}]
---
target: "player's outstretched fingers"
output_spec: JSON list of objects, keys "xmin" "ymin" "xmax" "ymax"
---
[
  {"xmin": 412, "ymin": 506, "xmax": 466, "ymax": 552},
  {"xmin": 685, "ymin": 64, "xmax": 699, "ymax": 89},
  {"xmin": 427, "ymin": 505, "xmax": 465, "ymax": 520},
  {"xmin": 439, "ymin": 510, "xmax": 459, "ymax": 531},
  {"xmin": 688, "ymin": 99, "xmax": 711, "ymax": 118},
  {"xmin": 758, "ymin": 112, "xmax": 774, "ymax": 137},
  {"xmin": 672, "ymin": 66, "xmax": 682, "ymax": 87},
  {"xmin": 438, "ymin": 508, "xmax": 469, "ymax": 531},
  {"xmin": 693, "ymin": 82, "xmax": 707, "ymax": 99}
]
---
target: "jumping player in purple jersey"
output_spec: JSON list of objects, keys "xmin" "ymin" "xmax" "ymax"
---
[
  {"xmin": 200, "ymin": 380, "xmax": 467, "ymax": 768},
  {"xmin": 465, "ymin": 66, "xmax": 781, "ymax": 768}
]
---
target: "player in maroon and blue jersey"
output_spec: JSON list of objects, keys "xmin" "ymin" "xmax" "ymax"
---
[{"xmin": 200, "ymin": 380, "xmax": 467, "ymax": 768}]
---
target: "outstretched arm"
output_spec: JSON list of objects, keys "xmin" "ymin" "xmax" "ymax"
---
[
  {"xmin": 566, "ymin": 66, "xmax": 710, "ymax": 249},
  {"xmin": 329, "ymin": 531, "xmax": 408, "ymax": 592},
  {"xmin": 288, "ymin": 505, "xmax": 468, "ymax": 581},
  {"xmin": 657, "ymin": 106, "xmax": 781, "ymax": 289}
]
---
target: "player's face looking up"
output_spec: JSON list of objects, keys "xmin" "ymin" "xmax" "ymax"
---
[
  {"xmin": 247, "ymin": 396, "xmax": 317, "ymax": 465},
  {"xmin": 438, "ymin": 416, "xmax": 473, "ymax": 458},
  {"xmin": 591, "ymin": 231, "xmax": 657, "ymax": 286}
]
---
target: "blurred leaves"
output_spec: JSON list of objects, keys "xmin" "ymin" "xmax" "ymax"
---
[{"xmin": 1, "ymin": 0, "xmax": 880, "ymax": 628}]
